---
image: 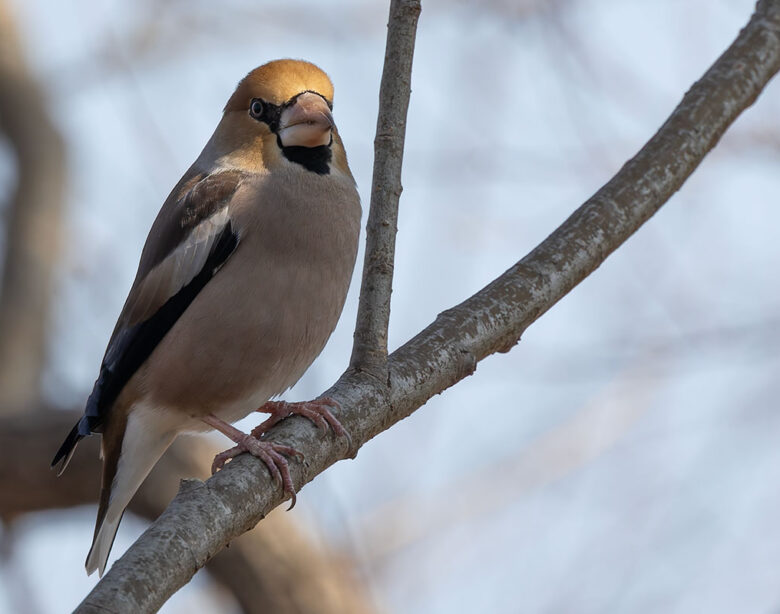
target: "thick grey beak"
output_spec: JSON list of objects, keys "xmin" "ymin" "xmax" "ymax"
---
[{"xmin": 278, "ymin": 92, "xmax": 334, "ymax": 148}]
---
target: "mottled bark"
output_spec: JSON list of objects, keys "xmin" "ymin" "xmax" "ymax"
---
[
  {"xmin": 350, "ymin": 0, "xmax": 421, "ymax": 380},
  {"xmin": 77, "ymin": 1, "xmax": 780, "ymax": 612},
  {"xmin": 0, "ymin": 410, "xmax": 374, "ymax": 614}
]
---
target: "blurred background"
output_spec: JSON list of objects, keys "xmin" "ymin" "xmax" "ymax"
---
[{"xmin": 1, "ymin": 0, "xmax": 779, "ymax": 612}]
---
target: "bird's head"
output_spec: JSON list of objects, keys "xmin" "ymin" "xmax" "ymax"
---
[{"xmin": 210, "ymin": 59, "xmax": 347, "ymax": 176}]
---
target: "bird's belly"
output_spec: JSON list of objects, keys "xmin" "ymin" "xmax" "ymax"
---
[
  {"xmin": 171, "ymin": 387, "xmax": 275, "ymax": 433},
  {"xmin": 136, "ymin": 247, "xmax": 351, "ymax": 423}
]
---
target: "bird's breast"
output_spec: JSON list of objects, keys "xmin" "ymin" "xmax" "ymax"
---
[{"xmin": 137, "ymin": 168, "xmax": 361, "ymax": 422}]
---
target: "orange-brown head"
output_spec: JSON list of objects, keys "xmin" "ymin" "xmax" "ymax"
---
[
  {"xmin": 225, "ymin": 59, "xmax": 335, "ymax": 113},
  {"xmin": 208, "ymin": 59, "xmax": 348, "ymax": 176}
]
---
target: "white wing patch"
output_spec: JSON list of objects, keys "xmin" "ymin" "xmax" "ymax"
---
[{"xmin": 126, "ymin": 207, "xmax": 231, "ymax": 325}]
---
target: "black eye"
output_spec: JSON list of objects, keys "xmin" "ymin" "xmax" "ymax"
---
[{"xmin": 249, "ymin": 99, "xmax": 264, "ymax": 119}]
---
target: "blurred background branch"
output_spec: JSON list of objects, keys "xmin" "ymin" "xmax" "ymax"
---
[
  {"xmin": 0, "ymin": 410, "xmax": 374, "ymax": 614},
  {"xmin": 0, "ymin": 0, "xmax": 66, "ymax": 414}
]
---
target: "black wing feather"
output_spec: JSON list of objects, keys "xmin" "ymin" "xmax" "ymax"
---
[{"xmin": 51, "ymin": 222, "xmax": 238, "ymax": 469}]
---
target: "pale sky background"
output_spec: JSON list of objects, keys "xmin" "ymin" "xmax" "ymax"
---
[{"xmin": 2, "ymin": 0, "xmax": 780, "ymax": 612}]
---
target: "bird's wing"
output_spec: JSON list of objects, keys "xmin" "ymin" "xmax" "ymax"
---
[
  {"xmin": 52, "ymin": 169, "xmax": 247, "ymax": 470},
  {"xmin": 120, "ymin": 168, "xmax": 247, "ymax": 327}
]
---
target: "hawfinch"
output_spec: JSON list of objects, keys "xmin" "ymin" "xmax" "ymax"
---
[{"xmin": 51, "ymin": 59, "xmax": 361, "ymax": 576}]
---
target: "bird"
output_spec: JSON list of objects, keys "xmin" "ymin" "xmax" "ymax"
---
[{"xmin": 50, "ymin": 59, "xmax": 361, "ymax": 577}]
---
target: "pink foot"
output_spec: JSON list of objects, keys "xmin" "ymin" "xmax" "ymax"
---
[
  {"xmin": 253, "ymin": 397, "xmax": 351, "ymax": 447},
  {"xmin": 203, "ymin": 414, "xmax": 303, "ymax": 509}
]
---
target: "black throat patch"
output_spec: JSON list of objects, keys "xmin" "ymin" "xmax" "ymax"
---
[
  {"xmin": 280, "ymin": 143, "xmax": 332, "ymax": 175},
  {"xmin": 253, "ymin": 94, "xmax": 334, "ymax": 175}
]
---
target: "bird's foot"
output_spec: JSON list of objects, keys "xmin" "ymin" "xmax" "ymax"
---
[
  {"xmin": 253, "ymin": 397, "xmax": 350, "ymax": 446},
  {"xmin": 203, "ymin": 413, "xmax": 302, "ymax": 509}
]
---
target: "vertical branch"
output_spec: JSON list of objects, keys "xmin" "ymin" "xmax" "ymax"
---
[{"xmin": 350, "ymin": 0, "xmax": 422, "ymax": 381}]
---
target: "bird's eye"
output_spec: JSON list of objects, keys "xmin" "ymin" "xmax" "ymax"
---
[{"xmin": 249, "ymin": 99, "xmax": 264, "ymax": 119}]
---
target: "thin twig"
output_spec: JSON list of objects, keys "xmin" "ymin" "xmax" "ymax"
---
[
  {"xmin": 76, "ymin": 1, "xmax": 780, "ymax": 611},
  {"xmin": 350, "ymin": 0, "xmax": 422, "ymax": 381}
]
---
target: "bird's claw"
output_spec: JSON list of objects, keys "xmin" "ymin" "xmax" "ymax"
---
[
  {"xmin": 254, "ymin": 397, "xmax": 351, "ymax": 449},
  {"xmin": 211, "ymin": 435, "xmax": 300, "ymax": 509}
]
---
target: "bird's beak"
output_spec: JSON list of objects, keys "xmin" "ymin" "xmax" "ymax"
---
[{"xmin": 278, "ymin": 92, "xmax": 334, "ymax": 148}]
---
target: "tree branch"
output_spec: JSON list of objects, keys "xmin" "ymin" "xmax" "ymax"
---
[
  {"xmin": 77, "ymin": 1, "xmax": 780, "ymax": 611},
  {"xmin": 350, "ymin": 0, "xmax": 421, "ymax": 379},
  {"xmin": 0, "ymin": 410, "xmax": 375, "ymax": 614}
]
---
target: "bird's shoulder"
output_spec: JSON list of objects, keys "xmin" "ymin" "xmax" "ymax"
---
[{"xmin": 138, "ymin": 167, "xmax": 249, "ymax": 275}]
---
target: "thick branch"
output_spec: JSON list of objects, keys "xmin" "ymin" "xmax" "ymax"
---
[
  {"xmin": 0, "ymin": 410, "xmax": 374, "ymax": 614},
  {"xmin": 350, "ymin": 0, "xmax": 421, "ymax": 378},
  {"xmin": 78, "ymin": 2, "xmax": 780, "ymax": 612}
]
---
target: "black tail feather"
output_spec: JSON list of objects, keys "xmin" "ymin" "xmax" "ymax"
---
[{"xmin": 51, "ymin": 422, "xmax": 85, "ymax": 476}]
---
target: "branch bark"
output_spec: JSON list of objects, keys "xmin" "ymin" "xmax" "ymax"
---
[
  {"xmin": 77, "ymin": 1, "xmax": 780, "ymax": 611},
  {"xmin": 0, "ymin": 410, "xmax": 374, "ymax": 614},
  {"xmin": 350, "ymin": 0, "xmax": 421, "ymax": 379}
]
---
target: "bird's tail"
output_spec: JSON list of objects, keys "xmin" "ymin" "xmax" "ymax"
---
[
  {"xmin": 52, "ymin": 380, "xmax": 105, "ymax": 475},
  {"xmin": 51, "ymin": 421, "xmax": 87, "ymax": 476},
  {"xmin": 85, "ymin": 408, "xmax": 175, "ymax": 576}
]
